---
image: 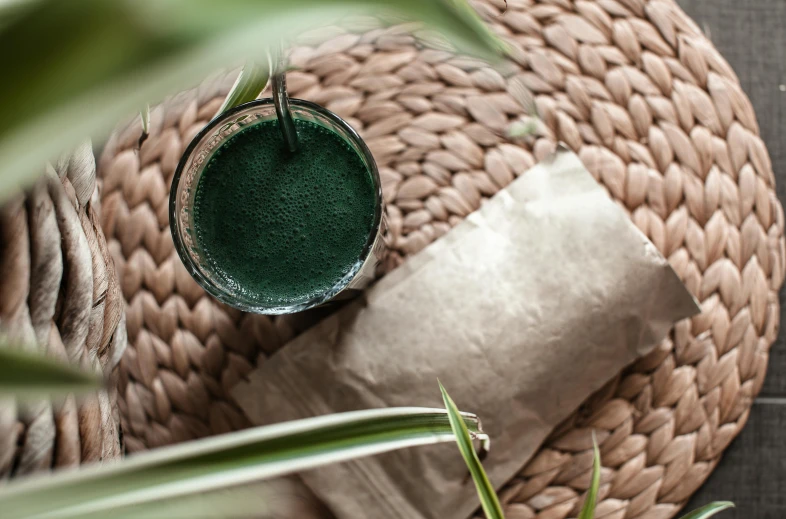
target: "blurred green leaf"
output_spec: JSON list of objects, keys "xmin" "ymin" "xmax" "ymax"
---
[
  {"xmin": 577, "ymin": 434, "xmax": 601, "ymax": 519},
  {"xmin": 0, "ymin": 0, "xmax": 504, "ymax": 201},
  {"xmin": 0, "ymin": 407, "xmax": 486, "ymax": 519},
  {"xmin": 439, "ymin": 381, "xmax": 504, "ymax": 519},
  {"xmin": 104, "ymin": 479, "xmax": 323, "ymax": 519},
  {"xmin": 678, "ymin": 502, "xmax": 734, "ymax": 519},
  {"xmin": 0, "ymin": 0, "xmax": 34, "ymax": 28},
  {"xmin": 0, "ymin": 344, "xmax": 102, "ymax": 397},
  {"xmin": 507, "ymin": 119, "xmax": 537, "ymax": 138},
  {"xmin": 217, "ymin": 60, "xmax": 271, "ymax": 116},
  {"xmin": 139, "ymin": 104, "xmax": 150, "ymax": 135}
]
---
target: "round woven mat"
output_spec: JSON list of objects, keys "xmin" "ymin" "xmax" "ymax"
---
[{"xmin": 98, "ymin": 0, "xmax": 785, "ymax": 517}]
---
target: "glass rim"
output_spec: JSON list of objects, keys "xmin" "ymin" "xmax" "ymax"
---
[{"xmin": 169, "ymin": 98, "xmax": 383, "ymax": 314}]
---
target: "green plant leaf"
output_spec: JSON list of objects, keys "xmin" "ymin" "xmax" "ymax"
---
[
  {"xmin": 0, "ymin": 406, "xmax": 486, "ymax": 519},
  {"xmin": 563, "ymin": 438, "xmax": 732, "ymax": 519},
  {"xmin": 677, "ymin": 502, "xmax": 735, "ymax": 519},
  {"xmin": 577, "ymin": 433, "xmax": 601, "ymax": 519},
  {"xmin": 439, "ymin": 381, "xmax": 504, "ymax": 519},
  {"xmin": 104, "ymin": 479, "xmax": 322, "ymax": 519},
  {"xmin": 507, "ymin": 119, "xmax": 537, "ymax": 138},
  {"xmin": 0, "ymin": 0, "xmax": 505, "ymax": 202},
  {"xmin": 217, "ymin": 60, "xmax": 271, "ymax": 116},
  {"xmin": 139, "ymin": 104, "xmax": 150, "ymax": 135},
  {"xmin": 0, "ymin": 344, "xmax": 103, "ymax": 397},
  {"xmin": 0, "ymin": 0, "xmax": 33, "ymax": 29}
]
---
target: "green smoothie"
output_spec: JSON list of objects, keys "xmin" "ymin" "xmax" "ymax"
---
[{"xmin": 192, "ymin": 118, "xmax": 376, "ymax": 306}]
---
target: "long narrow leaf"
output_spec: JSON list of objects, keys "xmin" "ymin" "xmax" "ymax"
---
[
  {"xmin": 0, "ymin": 345, "xmax": 102, "ymax": 397},
  {"xmin": 0, "ymin": 0, "xmax": 505, "ymax": 201},
  {"xmin": 575, "ymin": 439, "xmax": 731, "ymax": 519},
  {"xmin": 139, "ymin": 104, "xmax": 150, "ymax": 135},
  {"xmin": 0, "ymin": 0, "xmax": 34, "ymax": 29},
  {"xmin": 0, "ymin": 407, "xmax": 485, "ymax": 519},
  {"xmin": 217, "ymin": 60, "xmax": 271, "ymax": 116},
  {"xmin": 439, "ymin": 382, "xmax": 504, "ymax": 519},
  {"xmin": 678, "ymin": 502, "xmax": 734, "ymax": 519},
  {"xmin": 85, "ymin": 479, "xmax": 320, "ymax": 519},
  {"xmin": 578, "ymin": 434, "xmax": 602, "ymax": 519},
  {"xmin": 137, "ymin": 104, "xmax": 151, "ymax": 146}
]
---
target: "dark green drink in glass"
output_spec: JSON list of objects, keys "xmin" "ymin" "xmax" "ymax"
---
[{"xmin": 171, "ymin": 99, "xmax": 383, "ymax": 314}]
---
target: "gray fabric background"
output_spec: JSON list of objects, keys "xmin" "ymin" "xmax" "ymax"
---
[{"xmin": 677, "ymin": 1, "xmax": 786, "ymax": 517}]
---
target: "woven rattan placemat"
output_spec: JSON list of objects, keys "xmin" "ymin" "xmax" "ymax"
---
[{"xmin": 98, "ymin": 0, "xmax": 785, "ymax": 517}]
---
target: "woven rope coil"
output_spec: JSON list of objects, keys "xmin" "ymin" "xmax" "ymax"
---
[
  {"xmin": 0, "ymin": 143, "xmax": 126, "ymax": 478},
  {"xmin": 98, "ymin": 0, "xmax": 784, "ymax": 517}
]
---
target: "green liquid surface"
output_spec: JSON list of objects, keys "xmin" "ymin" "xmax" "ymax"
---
[{"xmin": 192, "ymin": 118, "xmax": 376, "ymax": 307}]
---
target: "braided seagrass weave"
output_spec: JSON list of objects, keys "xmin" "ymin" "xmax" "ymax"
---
[
  {"xmin": 98, "ymin": 0, "xmax": 785, "ymax": 517},
  {"xmin": 0, "ymin": 143, "xmax": 125, "ymax": 478}
]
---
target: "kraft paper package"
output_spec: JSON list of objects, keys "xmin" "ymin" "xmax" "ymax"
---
[{"xmin": 232, "ymin": 150, "xmax": 700, "ymax": 519}]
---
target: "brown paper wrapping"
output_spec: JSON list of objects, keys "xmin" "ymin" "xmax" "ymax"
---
[{"xmin": 232, "ymin": 150, "xmax": 700, "ymax": 519}]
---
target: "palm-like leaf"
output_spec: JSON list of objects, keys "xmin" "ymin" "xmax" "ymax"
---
[
  {"xmin": 139, "ymin": 105, "xmax": 150, "ymax": 135},
  {"xmin": 440, "ymin": 382, "xmax": 504, "ymax": 519},
  {"xmin": 0, "ymin": 0, "xmax": 505, "ymax": 201},
  {"xmin": 0, "ymin": 407, "xmax": 486, "ymax": 519},
  {"xmin": 217, "ymin": 60, "xmax": 271, "ymax": 116},
  {"xmin": 677, "ymin": 502, "xmax": 734, "ymax": 519},
  {"xmin": 0, "ymin": 344, "xmax": 102, "ymax": 397},
  {"xmin": 577, "ymin": 435, "xmax": 733, "ymax": 519},
  {"xmin": 578, "ymin": 434, "xmax": 601, "ymax": 519}
]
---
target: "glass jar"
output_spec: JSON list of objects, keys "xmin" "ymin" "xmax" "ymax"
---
[{"xmin": 170, "ymin": 99, "xmax": 384, "ymax": 314}]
